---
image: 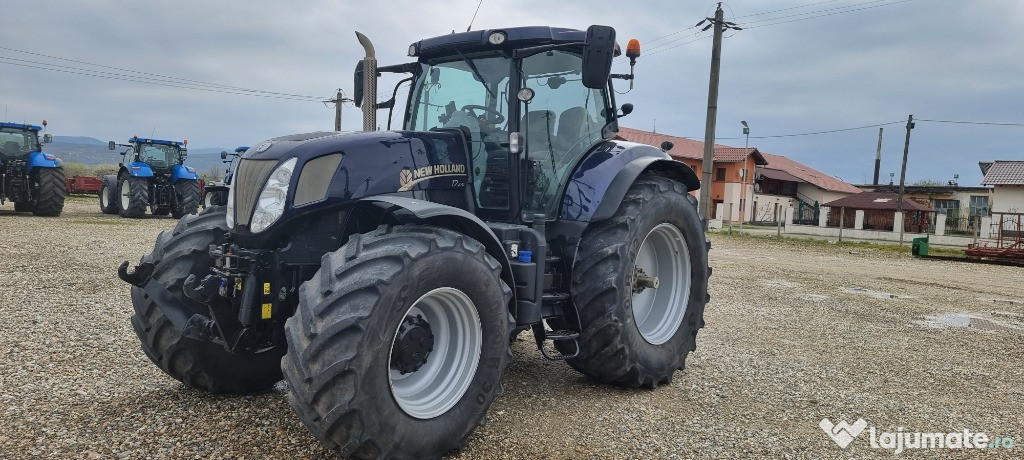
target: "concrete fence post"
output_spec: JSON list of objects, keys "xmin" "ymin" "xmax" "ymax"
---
[
  {"xmin": 818, "ymin": 206, "xmax": 830, "ymax": 227},
  {"xmin": 786, "ymin": 206, "xmax": 795, "ymax": 226},
  {"xmin": 893, "ymin": 211, "xmax": 904, "ymax": 234},
  {"xmin": 980, "ymin": 216, "xmax": 993, "ymax": 239},
  {"xmin": 935, "ymin": 213, "xmax": 947, "ymax": 236},
  {"xmin": 854, "ymin": 210, "xmax": 865, "ymax": 230}
]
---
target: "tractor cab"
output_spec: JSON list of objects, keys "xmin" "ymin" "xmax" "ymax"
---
[
  {"xmin": 361, "ymin": 26, "xmax": 632, "ymax": 223},
  {"xmin": 0, "ymin": 122, "xmax": 47, "ymax": 159},
  {"xmin": 111, "ymin": 136, "xmax": 189, "ymax": 172}
]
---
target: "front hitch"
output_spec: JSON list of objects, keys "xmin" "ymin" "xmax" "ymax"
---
[{"xmin": 118, "ymin": 260, "xmax": 155, "ymax": 287}]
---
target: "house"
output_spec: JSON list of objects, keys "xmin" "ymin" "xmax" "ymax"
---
[
  {"xmin": 856, "ymin": 183, "xmax": 992, "ymax": 232},
  {"xmin": 979, "ymin": 161, "xmax": 1024, "ymax": 213},
  {"xmin": 616, "ymin": 127, "xmax": 767, "ymax": 222},
  {"xmin": 753, "ymin": 153, "xmax": 862, "ymax": 224},
  {"xmin": 823, "ymin": 191, "xmax": 931, "ymax": 232}
]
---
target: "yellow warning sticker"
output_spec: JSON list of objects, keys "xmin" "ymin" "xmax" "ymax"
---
[
  {"xmin": 261, "ymin": 303, "xmax": 272, "ymax": 319},
  {"xmin": 235, "ymin": 277, "xmax": 243, "ymax": 291},
  {"xmin": 263, "ymin": 283, "xmax": 271, "ymax": 295}
]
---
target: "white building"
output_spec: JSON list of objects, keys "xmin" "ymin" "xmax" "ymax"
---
[{"xmin": 980, "ymin": 161, "xmax": 1024, "ymax": 213}]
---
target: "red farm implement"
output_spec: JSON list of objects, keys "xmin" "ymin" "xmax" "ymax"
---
[
  {"xmin": 965, "ymin": 212, "xmax": 1024, "ymax": 262},
  {"xmin": 65, "ymin": 175, "xmax": 103, "ymax": 195}
]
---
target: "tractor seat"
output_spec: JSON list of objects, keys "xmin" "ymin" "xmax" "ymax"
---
[{"xmin": 2, "ymin": 141, "xmax": 22, "ymax": 155}]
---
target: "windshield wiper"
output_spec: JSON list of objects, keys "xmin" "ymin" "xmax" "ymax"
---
[{"xmin": 454, "ymin": 49, "xmax": 495, "ymax": 100}]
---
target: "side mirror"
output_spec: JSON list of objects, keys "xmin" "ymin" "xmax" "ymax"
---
[
  {"xmin": 43, "ymin": 134, "xmax": 53, "ymax": 144},
  {"xmin": 220, "ymin": 150, "xmax": 228, "ymax": 160},
  {"xmin": 619, "ymin": 103, "xmax": 634, "ymax": 117},
  {"xmin": 108, "ymin": 141, "xmax": 116, "ymax": 151},
  {"xmin": 353, "ymin": 60, "xmax": 365, "ymax": 108},
  {"xmin": 582, "ymin": 25, "xmax": 616, "ymax": 89}
]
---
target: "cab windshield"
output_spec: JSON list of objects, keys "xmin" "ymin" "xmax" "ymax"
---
[
  {"xmin": 136, "ymin": 143, "xmax": 182, "ymax": 168},
  {"xmin": 0, "ymin": 127, "xmax": 41, "ymax": 157}
]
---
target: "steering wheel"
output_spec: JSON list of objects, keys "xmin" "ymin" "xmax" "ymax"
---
[{"xmin": 461, "ymin": 105, "xmax": 505, "ymax": 125}]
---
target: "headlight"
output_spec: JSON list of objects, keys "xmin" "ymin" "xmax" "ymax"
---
[
  {"xmin": 249, "ymin": 157, "xmax": 297, "ymax": 233},
  {"xmin": 225, "ymin": 176, "xmax": 236, "ymax": 229}
]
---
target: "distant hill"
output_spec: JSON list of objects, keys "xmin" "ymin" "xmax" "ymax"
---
[{"xmin": 44, "ymin": 136, "xmax": 231, "ymax": 175}]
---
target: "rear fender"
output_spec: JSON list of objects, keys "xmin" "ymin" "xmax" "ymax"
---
[
  {"xmin": 172, "ymin": 164, "xmax": 199, "ymax": 183},
  {"xmin": 560, "ymin": 140, "xmax": 700, "ymax": 222},
  {"xmin": 355, "ymin": 195, "xmax": 515, "ymax": 300},
  {"xmin": 26, "ymin": 152, "xmax": 62, "ymax": 171},
  {"xmin": 125, "ymin": 162, "xmax": 154, "ymax": 178}
]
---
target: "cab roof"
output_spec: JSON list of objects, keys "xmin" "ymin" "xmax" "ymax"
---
[
  {"xmin": 412, "ymin": 26, "xmax": 618, "ymax": 58},
  {"xmin": 0, "ymin": 122, "xmax": 42, "ymax": 132},
  {"xmin": 129, "ymin": 136, "xmax": 185, "ymax": 147}
]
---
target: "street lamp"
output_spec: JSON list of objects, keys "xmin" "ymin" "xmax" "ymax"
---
[{"xmin": 740, "ymin": 121, "xmax": 750, "ymax": 225}]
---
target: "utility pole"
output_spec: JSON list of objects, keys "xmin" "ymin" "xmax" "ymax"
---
[
  {"xmin": 326, "ymin": 89, "xmax": 353, "ymax": 132},
  {"xmin": 697, "ymin": 3, "xmax": 741, "ymax": 229},
  {"xmin": 873, "ymin": 127, "xmax": 883, "ymax": 185},
  {"xmin": 897, "ymin": 114, "xmax": 914, "ymax": 246}
]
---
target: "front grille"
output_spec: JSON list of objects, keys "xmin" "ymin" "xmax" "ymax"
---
[{"xmin": 233, "ymin": 159, "xmax": 278, "ymax": 226}]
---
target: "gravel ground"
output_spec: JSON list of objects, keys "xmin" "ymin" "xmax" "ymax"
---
[{"xmin": 1, "ymin": 196, "xmax": 1022, "ymax": 459}]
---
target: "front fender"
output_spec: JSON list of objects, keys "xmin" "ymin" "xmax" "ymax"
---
[
  {"xmin": 357, "ymin": 195, "xmax": 514, "ymax": 297},
  {"xmin": 126, "ymin": 162, "xmax": 154, "ymax": 177},
  {"xmin": 560, "ymin": 140, "xmax": 700, "ymax": 222},
  {"xmin": 26, "ymin": 152, "xmax": 62, "ymax": 170},
  {"xmin": 173, "ymin": 164, "xmax": 199, "ymax": 182}
]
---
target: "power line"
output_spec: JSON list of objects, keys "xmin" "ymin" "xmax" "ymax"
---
[
  {"xmin": 739, "ymin": 0, "xmax": 914, "ymax": 30},
  {"xmin": 732, "ymin": 0, "xmax": 847, "ymax": 19},
  {"xmin": 918, "ymin": 119, "xmax": 1024, "ymax": 127},
  {"xmin": 0, "ymin": 58, "xmax": 326, "ymax": 102},
  {"xmin": 0, "ymin": 46, "xmax": 327, "ymax": 101}
]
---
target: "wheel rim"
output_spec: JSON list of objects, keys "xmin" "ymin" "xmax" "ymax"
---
[
  {"xmin": 101, "ymin": 185, "xmax": 109, "ymax": 208},
  {"xmin": 631, "ymin": 223, "xmax": 691, "ymax": 345},
  {"xmin": 388, "ymin": 287, "xmax": 481, "ymax": 419},
  {"xmin": 120, "ymin": 179, "xmax": 130, "ymax": 210}
]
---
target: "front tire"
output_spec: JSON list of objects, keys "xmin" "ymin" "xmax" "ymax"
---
[
  {"xmin": 563, "ymin": 174, "xmax": 710, "ymax": 388},
  {"xmin": 118, "ymin": 174, "xmax": 149, "ymax": 218},
  {"xmin": 99, "ymin": 175, "xmax": 118, "ymax": 214},
  {"xmin": 129, "ymin": 208, "xmax": 284, "ymax": 393},
  {"xmin": 171, "ymin": 179, "xmax": 201, "ymax": 218},
  {"xmin": 31, "ymin": 167, "xmax": 66, "ymax": 216},
  {"xmin": 282, "ymin": 225, "xmax": 511, "ymax": 459}
]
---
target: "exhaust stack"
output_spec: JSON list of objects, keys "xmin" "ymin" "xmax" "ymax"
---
[{"xmin": 356, "ymin": 32, "xmax": 377, "ymax": 132}]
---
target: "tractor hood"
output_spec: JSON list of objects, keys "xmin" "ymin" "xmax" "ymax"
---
[{"xmin": 230, "ymin": 129, "xmax": 470, "ymax": 238}]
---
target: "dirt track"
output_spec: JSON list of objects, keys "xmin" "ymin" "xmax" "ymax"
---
[{"xmin": 1, "ymin": 196, "xmax": 1021, "ymax": 458}]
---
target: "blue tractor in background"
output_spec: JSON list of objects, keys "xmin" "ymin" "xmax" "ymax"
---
[
  {"xmin": 100, "ymin": 136, "xmax": 200, "ymax": 218},
  {"xmin": 202, "ymin": 146, "xmax": 247, "ymax": 208},
  {"xmin": 0, "ymin": 121, "xmax": 66, "ymax": 216}
]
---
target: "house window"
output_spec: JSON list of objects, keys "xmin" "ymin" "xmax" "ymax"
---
[
  {"xmin": 969, "ymin": 195, "xmax": 990, "ymax": 216},
  {"xmin": 715, "ymin": 167, "xmax": 726, "ymax": 181},
  {"xmin": 933, "ymin": 199, "xmax": 959, "ymax": 217}
]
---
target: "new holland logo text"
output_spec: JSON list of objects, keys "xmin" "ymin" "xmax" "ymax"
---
[{"xmin": 398, "ymin": 164, "xmax": 466, "ymax": 191}]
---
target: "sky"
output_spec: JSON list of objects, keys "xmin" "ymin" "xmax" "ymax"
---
[{"xmin": 3, "ymin": 0, "xmax": 1023, "ymax": 186}]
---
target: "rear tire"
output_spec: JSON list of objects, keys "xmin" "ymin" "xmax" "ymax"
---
[
  {"xmin": 172, "ymin": 179, "xmax": 200, "ymax": 218},
  {"xmin": 99, "ymin": 175, "xmax": 118, "ymax": 214},
  {"xmin": 562, "ymin": 174, "xmax": 709, "ymax": 388},
  {"xmin": 118, "ymin": 174, "xmax": 149, "ymax": 218},
  {"xmin": 129, "ymin": 208, "xmax": 284, "ymax": 393},
  {"xmin": 282, "ymin": 225, "xmax": 512, "ymax": 459},
  {"xmin": 31, "ymin": 167, "xmax": 66, "ymax": 216}
]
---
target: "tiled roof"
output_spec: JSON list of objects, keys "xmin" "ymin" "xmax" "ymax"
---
[
  {"xmin": 616, "ymin": 127, "xmax": 767, "ymax": 165},
  {"xmin": 980, "ymin": 160, "xmax": 1024, "ymax": 185},
  {"xmin": 824, "ymin": 192, "xmax": 930, "ymax": 211},
  {"xmin": 760, "ymin": 153, "xmax": 862, "ymax": 194}
]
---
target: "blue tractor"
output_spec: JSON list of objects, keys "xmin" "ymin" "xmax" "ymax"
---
[
  {"xmin": 202, "ymin": 146, "xmax": 247, "ymax": 208},
  {"xmin": 0, "ymin": 121, "xmax": 66, "ymax": 216},
  {"xmin": 119, "ymin": 26, "xmax": 710, "ymax": 458},
  {"xmin": 100, "ymin": 136, "xmax": 200, "ymax": 218}
]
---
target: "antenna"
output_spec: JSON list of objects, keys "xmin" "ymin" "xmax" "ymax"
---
[
  {"xmin": 151, "ymin": 126, "xmax": 156, "ymax": 138},
  {"xmin": 466, "ymin": 0, "xmax": 484, "ymax": 32}
]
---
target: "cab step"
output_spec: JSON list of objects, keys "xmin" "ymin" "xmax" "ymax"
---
[{"xmin": 532, "ymin": 324, "xmax": 580, "ymax": 361}]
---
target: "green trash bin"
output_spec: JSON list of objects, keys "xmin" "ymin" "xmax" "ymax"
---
[{"xmin": 911, "ymin": 236, "xmax": 929, "ymax": 256}]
